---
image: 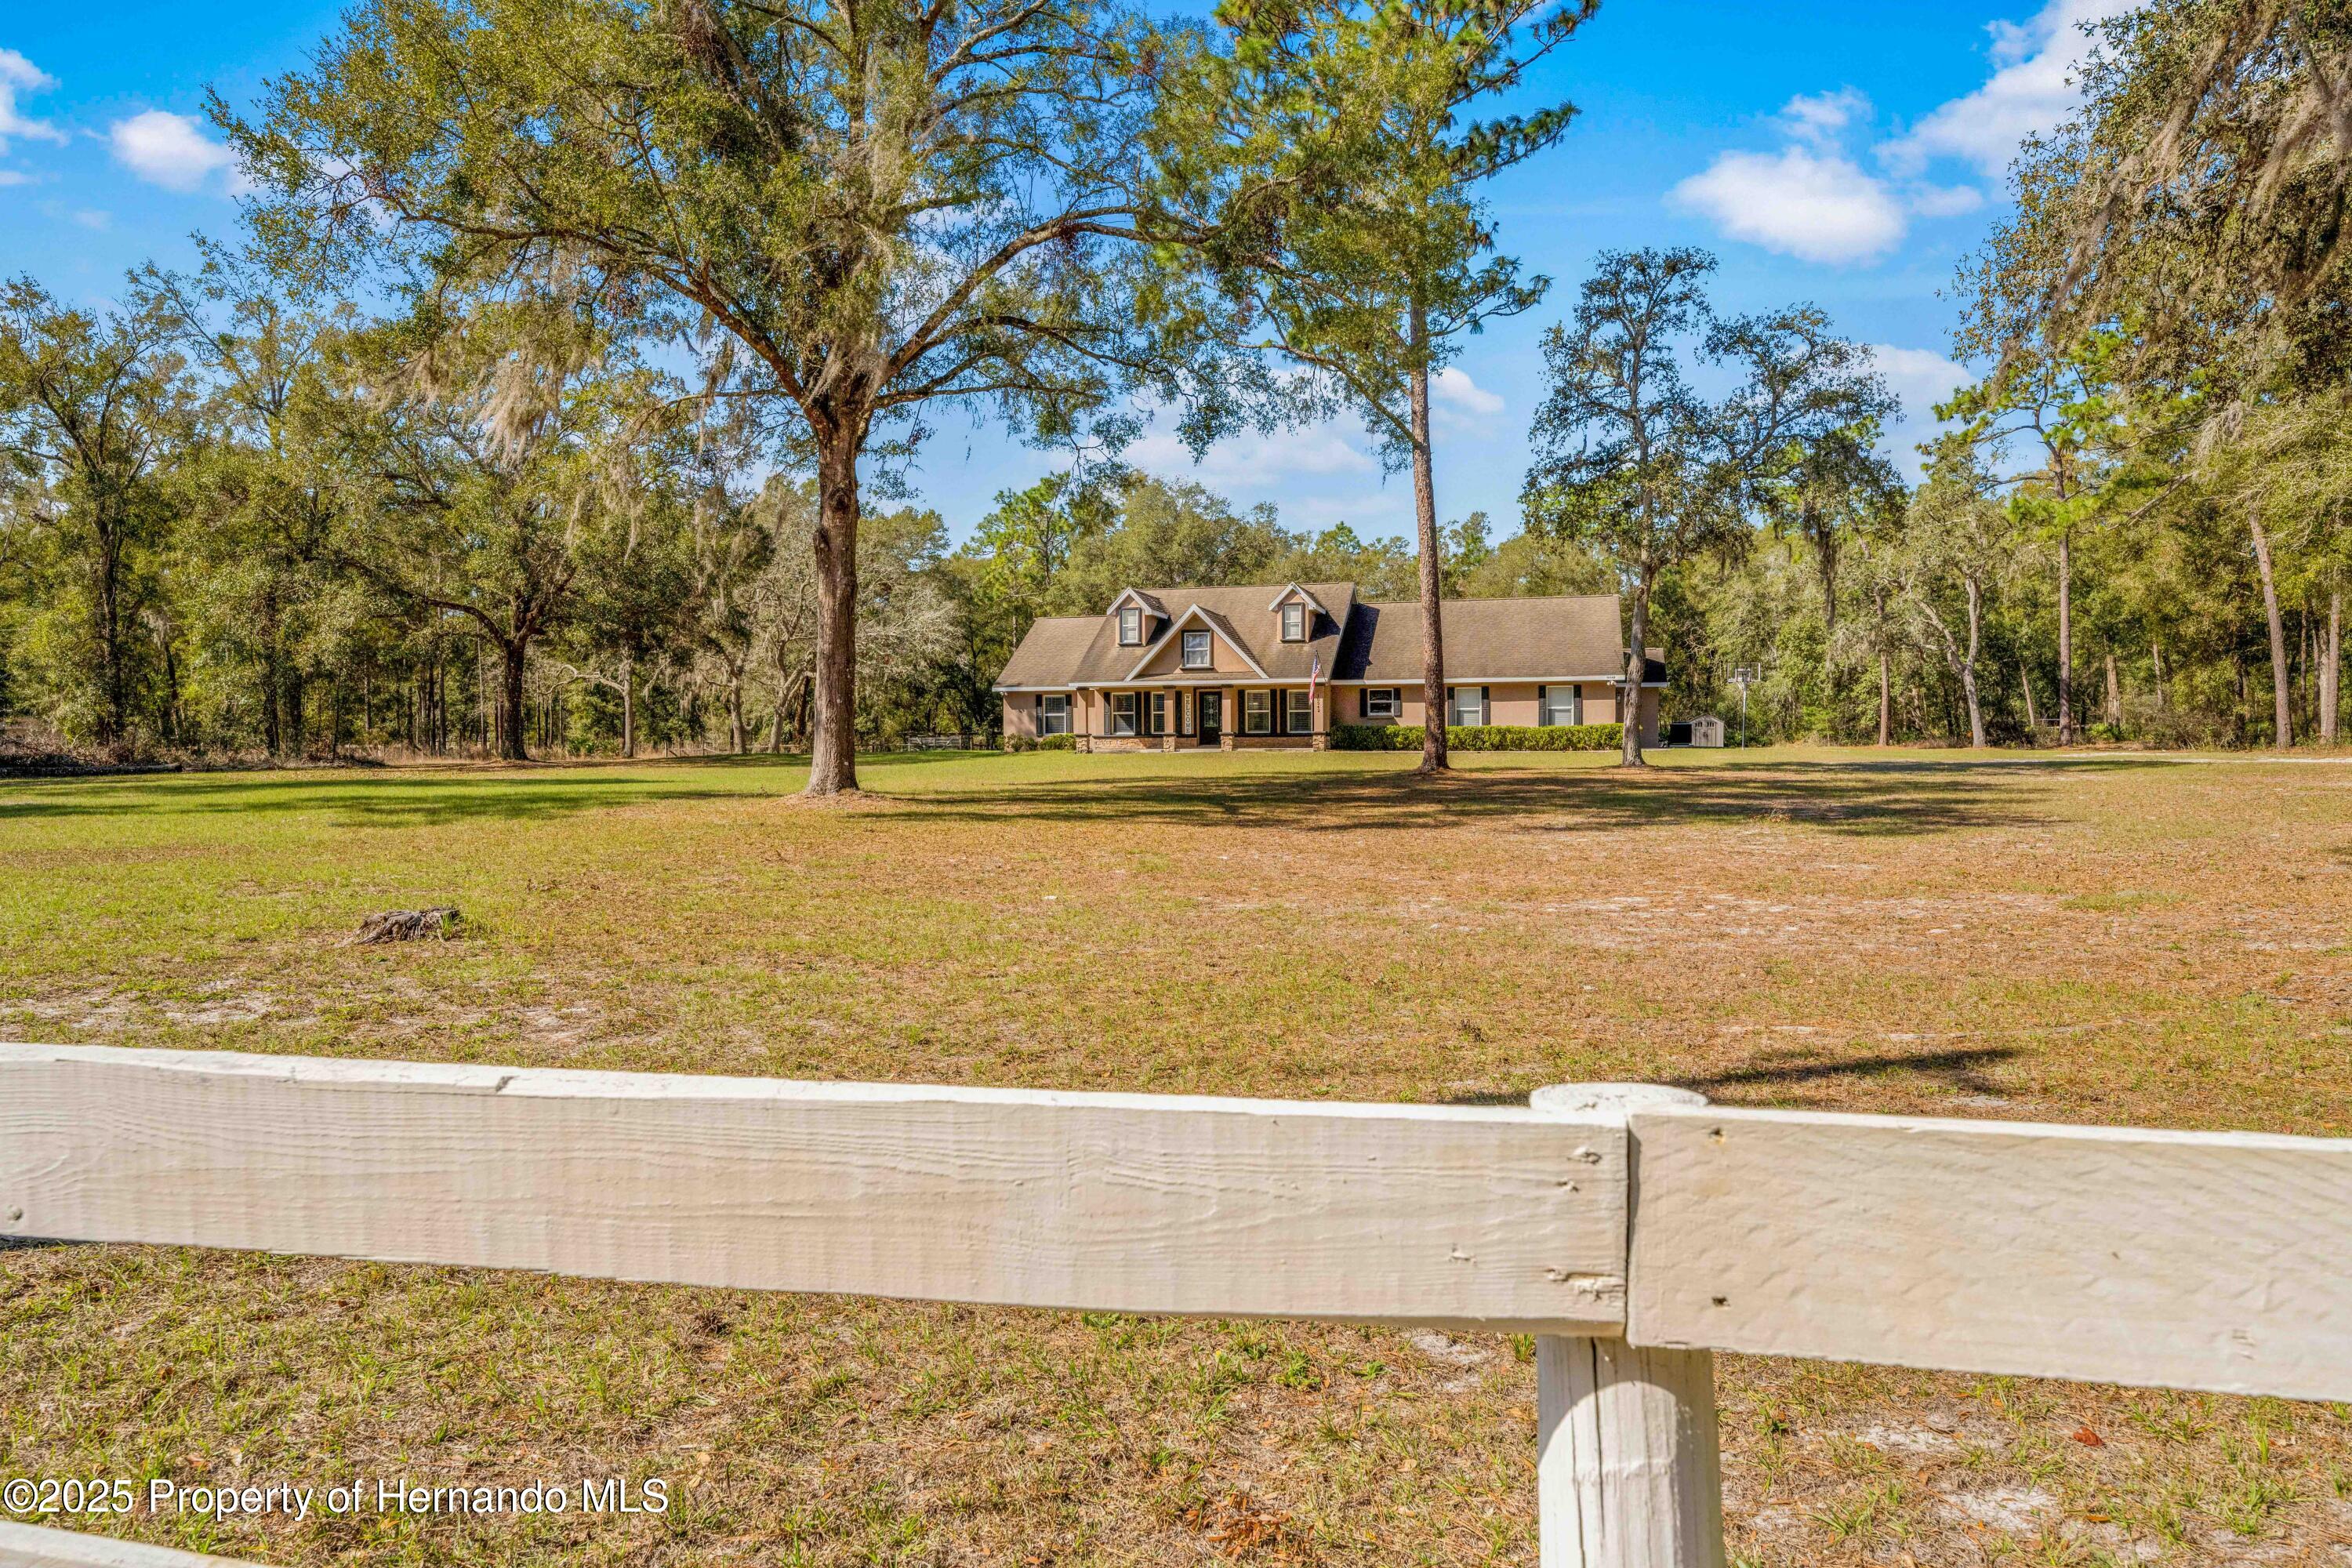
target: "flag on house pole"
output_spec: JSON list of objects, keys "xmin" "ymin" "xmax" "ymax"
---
[{"xmin": 1308, "ymin": 653, "xmax": 1321, "ymax": 726}]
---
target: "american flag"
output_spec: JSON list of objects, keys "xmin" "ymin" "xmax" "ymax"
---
[{"xmin": 1308, "ymin": 653, "xmax": 1321, "ymax": 720}]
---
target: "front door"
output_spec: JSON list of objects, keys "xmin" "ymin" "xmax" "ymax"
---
[{"xmin": 1198, "ymin": 691, "xmax": 1221, "ymax": 746}]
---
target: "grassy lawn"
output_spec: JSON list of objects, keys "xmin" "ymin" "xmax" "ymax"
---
[{"xmin": 3, "ymin": 746, "xmax": 2350, "ymax": 1566}]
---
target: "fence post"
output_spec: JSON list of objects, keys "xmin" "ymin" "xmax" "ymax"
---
[{"xmin": 1530, "ymin": 1083, "xmax": 1725, "ymax": 1568}]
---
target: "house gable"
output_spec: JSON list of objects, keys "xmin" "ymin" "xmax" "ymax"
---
[{"xmin": 1123, "ymin": 604, "xmax": 1269, "ymax": 681}]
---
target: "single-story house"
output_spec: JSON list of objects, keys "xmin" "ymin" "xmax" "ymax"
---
[{"xmin": 994, "ymin": 582, "xmax": 1664, "ymax": 751}]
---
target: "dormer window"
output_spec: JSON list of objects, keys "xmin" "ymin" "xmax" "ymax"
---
[
  {"xmin": 1280, "ymin": 602, "xmax": 1305, "ymax": 641},
  {"xmin": 1118, "ymin": 606, "xmax": 1142, "ymax": 645},
  {"xmin": 1181, "ymin": 630, "xmax": 1212, "ymax": 670}
]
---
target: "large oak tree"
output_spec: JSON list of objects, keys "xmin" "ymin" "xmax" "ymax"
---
[{"xmin": 230, "ymin": 0, "xmax": 1249, "ymax": 793}]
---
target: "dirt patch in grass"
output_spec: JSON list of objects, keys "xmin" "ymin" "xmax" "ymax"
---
[{"xmin": 3, "ymin": 747, "xmax": 2349, "ymax": 1565}]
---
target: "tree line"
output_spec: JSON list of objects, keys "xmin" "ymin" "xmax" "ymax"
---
[{"xmin": 2, "ymin": 0, "xmax": 2343, "ymax": 771}]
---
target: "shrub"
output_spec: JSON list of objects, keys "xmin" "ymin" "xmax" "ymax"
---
[
  {"xmin": 1329, "ymin": 723, "xmax": 1422, "ymax": 751},
  {"xmin": 1003, "ymin": 735, "xmax": 1036, "ymax": 753},
  {"xmin": 1450, "ymin": 723, "xmax": 1622, "ymax": 752},
  {"xmin": 1036, "ymin": 733, "xmax": 1077, "ymax": 752},
  {"xmin": 1330, "ymin": 723, "xmax": 1623, "ymax": 753}
]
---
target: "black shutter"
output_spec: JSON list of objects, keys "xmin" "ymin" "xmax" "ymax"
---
[{"xmin": 1481, "ymin": 685, "xmax": 1490, "ymax": 724}]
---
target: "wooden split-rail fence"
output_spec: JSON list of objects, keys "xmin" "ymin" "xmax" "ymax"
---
[{"xmin": 2, "ymin": 1044, "xmax": 2349, "ymax": 1567}]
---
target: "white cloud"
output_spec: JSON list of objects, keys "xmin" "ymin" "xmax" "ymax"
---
[
  {"xmin": 107, "ymin": 109, "xmax": 244, "ymax": 194},
  {"xmin": 1781, "ymin": 88, "xmax": 1871, "ymax": 146},
  {"xmin": 1432, "ymin": 366, "xmax": 1504, "ymax": 417},
  {"xmin": 1883, "ymin": 0, "xmax": 2136, "ymax": 176},
  {"xmin": 0, "ymin": 49, "xmax": 64, "ymax": 154},
  {"xmin": 1675, "ymin": 85, "xmax": 2000, "ymax": 264},
  {"xmin": 1672, "ymin": 144, "xmax": 1909, "ymax": 265},
  {"xmin": 0, "ymin": 169, "xmax": 31, "ymax": 187},
  {"xmin": 71, "ymin": 208, "xmax": 109, "ymax": 230}
]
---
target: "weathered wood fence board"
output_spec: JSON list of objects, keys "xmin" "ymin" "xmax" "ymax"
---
[
  {"xmin": 0, "ymin": 1044, "xmax": 1630, "ymax": 1333},
  {"xmin": 1628, "ymin": 1105, "xmax": 2352, "ymax": 1400},
  {"xmin": 0, "ymin": 1521, "xmax": 263, "ymax": 1568}
]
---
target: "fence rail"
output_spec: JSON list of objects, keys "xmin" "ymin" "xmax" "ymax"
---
[{"xmin": 4, "ymin": 1043, "xmax": 2350, "ymax": 1568}]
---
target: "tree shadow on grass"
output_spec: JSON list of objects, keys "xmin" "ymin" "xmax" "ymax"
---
[
  {"xmin": 0, "ymin": 748, "xmax": 1018, "ymax": 828},
  {"xmin": 1438, "ymin": 1047, "xmax": 2020, "ymax": 1109},
  {"xmin": 863, "ymin": 757, "xmax": 2181, "ymax": 838},
  {"xmin": 1678, "ymin": 1044, "xmax": 2020, "ymax": 1100},
  {"xmin": 0, "ymin": 771, "xmax": 752, "ymax": 828}
]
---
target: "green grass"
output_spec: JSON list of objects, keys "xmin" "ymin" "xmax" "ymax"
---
[{"xmin": 3, "ymin": 745, "xmax": 2349, "ymax": 1565}]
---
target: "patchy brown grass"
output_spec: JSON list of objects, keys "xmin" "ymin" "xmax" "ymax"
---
[{"xmin": 3, "ymin": 746, "xmax": 2350, "ymax": 1566}]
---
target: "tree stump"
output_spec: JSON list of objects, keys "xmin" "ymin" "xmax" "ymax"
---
[{"xmin": 355, "ymin": 907, "xmax": 462, "ymax": 944}]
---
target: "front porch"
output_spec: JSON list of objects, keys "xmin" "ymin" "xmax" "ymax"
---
[{"xmin": 1072, "ymin": 684, "xmax": 1334, "ymax": 753}]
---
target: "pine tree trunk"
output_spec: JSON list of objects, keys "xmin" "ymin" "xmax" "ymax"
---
[
  {"xmin": 2056, "ymin": 528, "xmax": 2075, "ymax": 745},
  {"xmin": 2249, "ymin": 506, "xmax": 2292, "ymax": 750},
  {"xmin": 2104, "ymin": 652, "xmax": 2122, "ymax": 730},
  {"xmin": 2020, "ymin": 663, "xmax": 2038, "ymax": 732},
  {"xmin": 1407, "ymin": 299, "xmax": 1447, "ymax": 775},
  {"xmin": 1962, "ymin": 580, "xmax": 1987, "ymax": 749},
  {"xmin": 1877, "ymin": 652, "xmax": 1891, "ymax": 746},
  {"xmin": 2323, "ymin": 587, "xmax": 2342, "ymax": 746},
  {"xmin": 807, "ymin": 432, "xmax": 862, "ymax": 795}
]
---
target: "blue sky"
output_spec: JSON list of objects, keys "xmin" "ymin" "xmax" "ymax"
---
[{"xmin": 0, "ymin": 0, "xmax": 2125, "ymax": 547}]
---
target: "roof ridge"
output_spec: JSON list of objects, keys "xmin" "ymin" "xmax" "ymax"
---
[
  {"xmin": 1128, "ymin": 580, "xmax": 1359, "ymax": 594},
  {"xmin": 1363, "ymin": 593, "xmax": 1623, "ymax": 606}
]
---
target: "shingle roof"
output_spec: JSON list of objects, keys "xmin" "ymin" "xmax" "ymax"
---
[
  {"xmin": 993, "ymin": 585, "xmax": 1656, "ymax": 688},
  {"xmin": 996, "ymin": 583, "xmax": 1356, "ymax": 687},
  {"xmin": 995, "ymin": 616, "xmax": 1105, "ymax": 687},
  {"xmin": 1338, "ymin": 596, "xmax": 1638, "ymax": 682}
]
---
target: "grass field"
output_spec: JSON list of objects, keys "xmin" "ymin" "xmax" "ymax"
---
[{"xmin": 3, "ymin": 746, "xmax": 2350, "ymax": 1566}]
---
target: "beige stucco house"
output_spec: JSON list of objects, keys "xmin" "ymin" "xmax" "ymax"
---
[{"xmin": 994, "ymin": 582, "xmax": 1663, "ymax": 751}]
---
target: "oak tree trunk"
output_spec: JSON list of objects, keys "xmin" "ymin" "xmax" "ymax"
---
[
  {"xmin": 1621, "ymin": 573, "xmax": 1651, "ymax": 766},
  {"xmin": 498, "ymin": 639, "xmax": 529, "ymax": 762},
  {"xmin": 807, "ymin": 432, "xmax": 862, "ymax": 795},
  {"xmin": 621, "ymin": 651, "xmax": 637, "ymax": 759},
  {"xmin": 86, "ymin": 492, "xmax": 132, "ymax": 746}
]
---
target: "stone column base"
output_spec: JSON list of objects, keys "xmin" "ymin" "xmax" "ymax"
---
[
  {"xmin": 1219, "ymin": 736, "xmax": 1236, "ymax": 752},
  {"xmin": 1076, "ymin": 736, "xmax": 1092, "ymax": 754},
  {"xmin": 1311, "ymin": 733, "xmax": 1330, "ymax": 751}
]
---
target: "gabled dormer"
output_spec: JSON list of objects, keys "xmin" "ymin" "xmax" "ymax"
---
[
  {"xmin": 1267, "ymin": 583, "xmax": 1331, "ymax": 644},
  {"xmin": 1124, "ymin": 603, "xmax": 1270, "ymax": 681},
  {"xmin": 1106, "ymin": 588, "xmax": 1169, "ymax": 650}
]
